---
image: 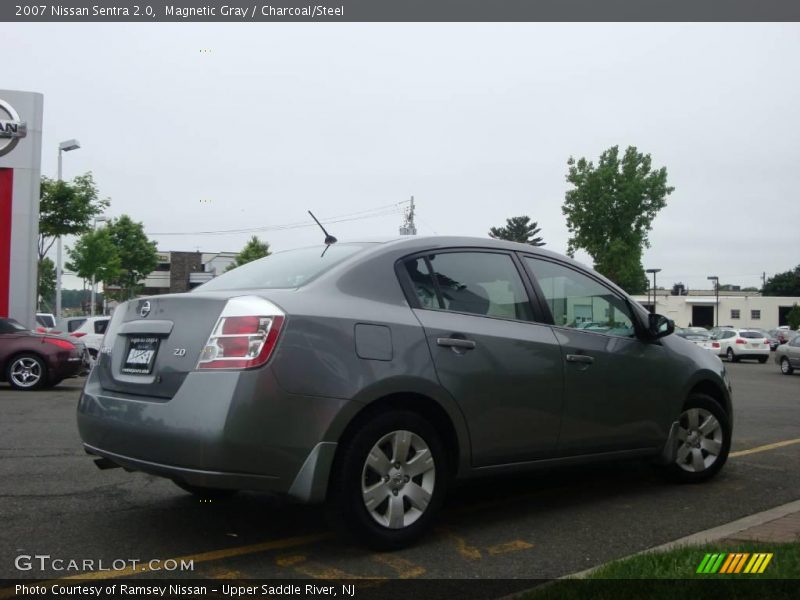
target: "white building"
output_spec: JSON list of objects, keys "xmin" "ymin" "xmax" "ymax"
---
[{"xmin": 633, "ymin": 290, "xmax": 800, "ymax": 329}]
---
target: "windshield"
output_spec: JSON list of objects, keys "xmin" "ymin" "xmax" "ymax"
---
[{"xmin": 196, "ymin": 244, "xmax": 371, "ymax": 291}]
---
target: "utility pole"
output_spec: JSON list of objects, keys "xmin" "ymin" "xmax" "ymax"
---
[
  {"xmin": 762, "ymin": 271, "xmax": 766, "ymax": 291},
  {"xmin": 399, "ymin": 196, "xmax": 417, "ymax": 236}
]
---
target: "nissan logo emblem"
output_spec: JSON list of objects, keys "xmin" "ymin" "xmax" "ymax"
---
[
  {"xmin": 0, "ymin": 98, "xmax": 27, "ymax": 158},
  {"xmin": 139, "ymin": 300, "xmax": 151, "ymax": 318}
]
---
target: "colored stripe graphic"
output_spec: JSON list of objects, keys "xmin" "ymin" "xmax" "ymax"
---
[
  {"xmin": 0, "ymin": 168, "xmax": 12, "ymax": 318},
  {"xmin": 698, "ymin": 552, "xmax": 773, "ymax": 574}
]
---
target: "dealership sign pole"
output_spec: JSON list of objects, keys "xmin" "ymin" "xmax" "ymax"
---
[{"xmin": 0, "ymin": 90, "xmax": 43, "ymax": 328}]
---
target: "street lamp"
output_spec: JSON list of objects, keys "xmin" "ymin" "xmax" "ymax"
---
[
  {"xmin": 55, "ymin": 139, "xmax": 81, "ymax": 321},
  {"xmin": 646, "ymin": 268, "xmax": 661, "ymax": 314},
  {"xmin": 707, "ymin": 275, "xmax": 719, "ymax": 327},
  {"xmin": 90, "ymin": 216, "xmax": 108, "ymax": 316}
]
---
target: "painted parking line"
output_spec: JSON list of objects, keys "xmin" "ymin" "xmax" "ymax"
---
[
  {"xmin": 487, "ymin": 540, "xmax": 534, "ymax": 555},
  {"xmin": 7, "ymin": 437, "xmax": 800, "ymax": 590}
]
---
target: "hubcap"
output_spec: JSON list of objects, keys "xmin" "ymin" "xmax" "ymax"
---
[
  {"xmin": 727, "ymin": 349, "xmax": 734, "ymax": 361},
  {"xmin": 361, "ymin": 430, "xmax": 435, "ymax": 529},
  {"xmin": 675, "ymin": 407, "xmax": 724, "ymax": 473},
  {"xmin": 781, "ymin": 359, "xmax": 790, "ymax": 373},
  {"xmin": 10, "ymin": 357, "xmax": 42, "ymax": 388}
]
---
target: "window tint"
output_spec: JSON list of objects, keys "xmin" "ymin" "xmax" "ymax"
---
[
  {"xmin": 739, "ymin": 331, "xmax": 763, "ymax": 339},
  {"xmin": 525, "ymin": 258, "xmax": 635, "ymax": 338},
  {"xmin": 408, "ymin": 252, "xmax": 533, "ymax": 321},
  {"xmin": 94, "ymin": 319, "xmax": 109, "ymax": 335},
  {"xmin": 721, "ymin": 330, "xmax": 736, "ymax": 339},
  {"xmin": 198, "ymin": 244, "xmax": 370, "ymax": 291},
  {"xmin": 67, "ymin": 319, "xmax": 86, "ymax": 333}
]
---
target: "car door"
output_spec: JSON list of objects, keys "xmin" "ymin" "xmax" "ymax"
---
[
  {"xmin": 400, "ymin": 250, "xmax": 564, "ymax": 467},
  {"xmin": 522, "ymin": 256, "xmax": 669, "ymax": 456},
  {"xmin": 788, "ymin": 336, "xmax": 800, "ymax": 368}
]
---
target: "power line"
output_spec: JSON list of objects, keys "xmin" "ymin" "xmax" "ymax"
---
[{"xmin": 147, "ymin": 201, "xmax": 408, "ymax": 236}]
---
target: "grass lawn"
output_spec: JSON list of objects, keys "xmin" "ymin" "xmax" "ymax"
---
[{"xmin": 522, "ymin": 542, "xmax": 800, "ymax": 600}]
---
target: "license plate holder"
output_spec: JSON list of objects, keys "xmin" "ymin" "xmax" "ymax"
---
[{"xmin": 122, "ymin": 336, "xmax": 160, "ymax": 375}]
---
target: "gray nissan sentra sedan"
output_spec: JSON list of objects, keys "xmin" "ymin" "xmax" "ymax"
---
[{"xmin": 78, "ymin": 237, "xmax": 733, "ymax": 549}]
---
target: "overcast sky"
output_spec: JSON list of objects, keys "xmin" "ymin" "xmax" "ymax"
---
[{"xmin": 3, "ymin": 23, "xmax": 798, "ymax": 292}]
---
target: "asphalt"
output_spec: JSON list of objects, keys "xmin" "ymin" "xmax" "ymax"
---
[{"xmin": 0, "ymin": 360, "xmax": 798, "ymax": 581}]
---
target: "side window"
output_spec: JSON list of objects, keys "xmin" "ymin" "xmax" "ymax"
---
[
  {"xmin": 68, "ymin": 319, "xmax": 86, "ymax": 333},
  {"xmin": 94, "ymin": 320, "xmax": 109, "ymax": 335},
  {"xmin": 405, "ymin": 252, "xmax": 533, "ymax": 321},
  {"xmin": 524, "ymin": 257, "xmax": 636, "ymax": 338}
]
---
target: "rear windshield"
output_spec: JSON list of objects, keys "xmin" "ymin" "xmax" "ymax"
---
[
  {"xmin": 740, "ymin": 331, "xmax": 764, "ymax": 339},
  {"xmin": 196, "ymin": 244, "xmax": 370, "ymax": 291}
]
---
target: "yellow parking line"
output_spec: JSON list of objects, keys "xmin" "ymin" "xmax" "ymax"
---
[
  {"xmin": 487, "ymin": 540, "xmax": 534, "ymax": 555},
  {"xmin": 438, "ymin": 529, "xmax": 482, "ymax": 560},
  {"xmin": 731, "ymin": 438, "xmax": 800, "ymax": 458},
  {"xmin": 371, "ymin": 554, "xmax": 426, "ymax": 578}
]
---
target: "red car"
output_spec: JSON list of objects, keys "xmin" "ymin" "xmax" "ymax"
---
[{"xmin": 0, "ymin": 318, "xmax": 86, "ymax": 390}]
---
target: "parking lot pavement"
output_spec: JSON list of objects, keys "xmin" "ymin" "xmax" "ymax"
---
[{"xmin": 1, "ymin": 360, "xmax": 799, "ymax": 581}]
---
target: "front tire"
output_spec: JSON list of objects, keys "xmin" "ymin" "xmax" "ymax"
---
[
  {"xmin": 327, "ymin": 410, "xmax": 447, "ymax": 550},
  {"xmin": 6, "ymin": 354, "xmax": 47, "ymax": 391},
  {"xmin": 780, "ymin": 357, "xmax": 794, "ymax": 375},
  {"xmin": 662, "ymin": 394, "xmax": 731, "ymax": 483}
]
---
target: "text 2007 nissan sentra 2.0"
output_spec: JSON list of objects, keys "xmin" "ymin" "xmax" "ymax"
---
[{"xmin": 78, "ymin": 237, "xmax": 733, "ymax": 549}]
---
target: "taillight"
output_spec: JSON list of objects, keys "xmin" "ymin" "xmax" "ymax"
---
[
  {"xmin": 43, "ymin": 337, "xmax": 76, "ymax": 350},
  {"xmin": 197, "ymin": 296, "xmax": 285, "ymax": 370},
  {"xmin": 764, "ymin": 339, "xmax": 770, "ymax": 345},
  {"xmin": 71, "ymin": 332, "xmax": 87, "ymax": 338},
  {"xmin": 735, "ymin": 339, "xmax": 746, "ymax": 344},
  {"xmin": 712, "ymin": 342, "xmax": 720, "ymax": 348}
]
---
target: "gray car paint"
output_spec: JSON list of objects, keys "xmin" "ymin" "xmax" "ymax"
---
[{"xmin": 77, "ymin": 236, "xmax": 732, "ymax": 502}]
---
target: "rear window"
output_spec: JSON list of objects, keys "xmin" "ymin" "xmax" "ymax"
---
[
  {"xmin": 739, "ymin": 331, "xmax": 764, "ymax": 339},
  {"xmin": 196, "ymin": 244, "xmax": 370, "ymax": 291}
]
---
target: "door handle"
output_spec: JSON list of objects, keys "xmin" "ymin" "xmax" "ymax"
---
[
  {"xmin": 565, "ymin": 353, "xmax": 594, "ymax": 364},
  {"xmin": 437, "ymin": 337, "xmax": 477, "ymax": 350}
]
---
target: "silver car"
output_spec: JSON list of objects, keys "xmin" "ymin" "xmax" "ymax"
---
[
  {"xmin": 78, "ymin": 237, "xmax": 733, "ymax": 549},
  {"xmin": 775, "ymin": 333, "xmax": 800, "ymax": 375}
]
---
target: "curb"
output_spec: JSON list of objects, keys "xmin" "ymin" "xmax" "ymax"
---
[{"xmin": 564, "ymin": 498, "xmax": 800, "ymax": 579}]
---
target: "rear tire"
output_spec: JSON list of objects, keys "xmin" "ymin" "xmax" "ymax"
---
[
  {"xmin": 6, "ymin": 354, "xmax": 47, "ymax": 391},
  {"xmin": 726, "ymin": 348, "xmax": 738, "ymax": 363},
  {"xmin": 173, "ymin": 481, "xmax": 238, "ymax": 500},
  {"xmin": 661, "ymin": 394, "xmax": 731, "ymax": 484},
  {"xmin": 758, "ymin": 356, "xmax": 768, "ymax": 364},
  {"xmin": 780, "ymin": 357, "xmax": 794, "ymax": 375},
  {"xmin": 327, "ymin": 410, "xmax": 447, "ymax": 550}
]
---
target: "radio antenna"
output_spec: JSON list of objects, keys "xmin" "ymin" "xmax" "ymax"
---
[{"xmin": 308, "ymin": 211, "xmax": 337, "ymax": 245}]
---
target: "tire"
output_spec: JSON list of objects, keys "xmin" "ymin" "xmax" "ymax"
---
[
  {"xmin": 726, "ymin": 348, "xmax": 738, "ymax": 363},
  {"xmin": 327, "ymin": 410, "xmax": 448, "ymax": 550},
  {"xmin": 5, "ymin": 354, "xmax": 48, "ymax": 391},
  {"xmin": 780, "ymin": 357, "xmax": 794, "ymax": 375},
  {"xmin": 173, "ymin": 481, "xmax": 238, "ymax": 500},
  {"xmin": 758, "ymin": 356, "xmax": 768, "ymax": 364},
  {"xmin": 661, "ymin": 394, "xmax": 731, "ymax": 484}
]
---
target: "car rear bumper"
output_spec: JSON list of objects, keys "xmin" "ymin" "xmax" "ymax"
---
[{"xmin": 77, "ymin": 368, "xmax": 352, "ymax": 502}]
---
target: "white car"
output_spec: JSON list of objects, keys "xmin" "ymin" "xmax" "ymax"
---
[
  {"xmin": 710, "ymin": 328, "xmax": 770, "ymax": 363},
  {"xmin": 62, "ymin": 316, "xmax": 110, "ymax": 361}
]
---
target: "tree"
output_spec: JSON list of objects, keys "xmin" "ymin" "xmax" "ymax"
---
[
  {"xmin": 37, "ymin": 257, "xmax": 56, "ymax": 310},
  {"xmin": 104, "ymin": 215, "xmax": 158, "ymax": 299},
  {"xmin": 787, "ymin": 304, "xmax": 800, "ymax": 331},
  {"xmin": 226, "ymin": 236, "xmax": 271, "ymax": 271},
  {"xmin": 562, "ymin": 145, "xmax": 674, "ymax": 294},
  {"xmin": 66, "ymin": 228, "xmax": 121, "ymax": 289},
  {"xmin": 488, "ymin": 216, "xmax": 545, "ymax": 246},
  {"xmin": 762, "ymin": 265, "xmax": 800, "ymax": 296}
]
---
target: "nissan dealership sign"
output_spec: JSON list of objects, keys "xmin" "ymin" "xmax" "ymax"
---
[{"xmin": 0, "ymin": 90, "xmax": 43, "ymax": 328}]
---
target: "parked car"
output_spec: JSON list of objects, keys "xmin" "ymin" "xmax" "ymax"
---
[
  {"xmin": 78, "ymin": 237, "xmax": 733, "ymax": 549},
  {"xmin": 749, "ymin": 328, "xmax": 779, "ymax": 351},
  {"xmin": 61, "ymin": 316, "xmax": 110, "ymax": 361},
  {"xmin": 710, "ymin": 328, "xmax": 770, "ymax": 363},
  {"xmin": 0, "ymin": 318, "xmax": 86, "ymax": 390},
  {"xmin": 775, "ymin": 335, "xmax": 800, "ymax": 375},
  {"xmin": 35, "ymin": 313, "xmax": 57, "ymax": 331},
  {"xmin": 674, "ymin": 328, "xmax": 719, "ymax": 353},
  {"xmin": 769, "ymin": 328, "xmax": 799, "ymax": 346}
]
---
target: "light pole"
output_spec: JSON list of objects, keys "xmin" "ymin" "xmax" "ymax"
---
[
  {"xmin": 707, "ymin": 275, "xmax": 719, "ymax": 327},
  {"xmin": 90, "ymin": 216, "xmax": 108, "ymax": 316},
  {"xmin": 646, "ymin": 268, "xmax": 661, "ymax": 314},
  {"xmin": 55, "ymin": 139, "xmax": 81, "ymax": 321}
]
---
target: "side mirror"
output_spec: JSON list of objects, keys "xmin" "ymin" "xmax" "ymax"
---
[{"xmin": 648, "ymin": 313, "xmax": 674, "ymax": 339}]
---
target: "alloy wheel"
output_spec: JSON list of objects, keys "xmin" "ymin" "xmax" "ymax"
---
[
  {"xmin": 675, "ymin": 407, "xmax": 724, "ymax": 473},
  {"xmin": 781, "ymin": 358, "xmax": 792, "ymax": 375},
  {"xmin": 10, "ymin": 357, "xmax": 43, "ymax": 389},
  {"xmin": 361, "ymin": 430, "xmax": 436, "ymax": 529},
  {"xmin": 726, "ymin": 348, "xmax": 735, "ymax": 362}
]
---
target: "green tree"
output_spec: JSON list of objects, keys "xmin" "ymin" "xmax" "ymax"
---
[
  {"xmin": 37, "ymin": 257, "xmax": 56, "ymax": 310},
  {"xmin": 488, "ymin": 216, "xmax": 545, "ymax": 246},
  {"xmin": 66, "ymin": 228, "xmax": 121, "ymax": 289},
  {"xmin": 226, "ymin": 236, "xmax": 271, "ymax": 271},
  {"xmin": 762, "ymin": 266, "xmax": 800, "ymax": 296},
  {"xmin": 562, "ymin": 145, "xmax": 674, "ymax": 294},
  {"xmin": 787, "ymin": 304, "xmax": 800, "ymax": 331},
  {"xmin": 104, "ymin": 215, "xmax": 158, "ymax": 299}
]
